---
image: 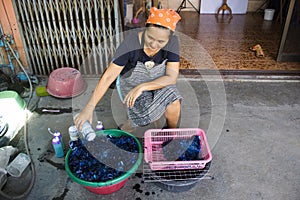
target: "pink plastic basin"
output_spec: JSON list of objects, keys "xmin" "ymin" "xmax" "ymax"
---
[{"xmin": 46, "ymin": 68, "xmax": 87, "ymax": 98}]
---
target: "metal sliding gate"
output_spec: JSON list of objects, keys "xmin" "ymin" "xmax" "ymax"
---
[{"xmin": 13, "ymin": 0, "xmax": 122, "ymax": 76}]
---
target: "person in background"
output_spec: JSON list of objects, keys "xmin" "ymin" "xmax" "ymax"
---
[{"xmin": 75, "ymin": 7, "xmax": 182, "ymax": 132}]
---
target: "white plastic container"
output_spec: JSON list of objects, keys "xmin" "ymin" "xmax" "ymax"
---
[
  {"xmin": 68, "ymin": 125, "xmax": 79, "ymax": 141},
  {"xmin": 80, "ymin": 121, "xmax": 96, "ymax": 141},
  {"xmin": 264, "ymin": 9, "xmax": 275, "ymax": 21},
  {"xmin": 6, "ymin": 153, "xmax": 31, "ymax": 177},
  {"xmin": 74, "ymin": 114, "xmax": 96, "ymax": 141}
]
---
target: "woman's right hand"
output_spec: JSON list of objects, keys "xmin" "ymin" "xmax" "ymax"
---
[{"xmin": 74, "ymin": 105, "xmax": 94, "ymax": 131}]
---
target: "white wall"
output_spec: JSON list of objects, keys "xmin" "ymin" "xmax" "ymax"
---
[
  {"xmin": 168, "ymin": 0, "xmax": 200, "ymax": 11},
  {"xmin": 167, "ymin": 0, "xmax": 248, "ymax": 14},
  {"xmin": 201, "ymin": 0, "xmax": 248, "ymax": 14}
]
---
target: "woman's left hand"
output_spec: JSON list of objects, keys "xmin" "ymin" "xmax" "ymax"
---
[{"xmin": 124, "ymin": 86, "xmax": 143, "ymax": 108}]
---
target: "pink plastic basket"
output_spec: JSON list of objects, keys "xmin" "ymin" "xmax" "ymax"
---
[{"xmin": 144, "ymin": 128, "xmax": 212, "ymax": 171}]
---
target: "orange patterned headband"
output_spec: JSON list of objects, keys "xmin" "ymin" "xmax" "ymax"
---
[{"xmin": 146, "ymin": 7, "xmax": 181, "ymax": 31}]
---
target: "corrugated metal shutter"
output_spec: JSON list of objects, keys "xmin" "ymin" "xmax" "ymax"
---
[{"xmin": 13, "ymin": 0, "xmax": 122, "ymax": 76}]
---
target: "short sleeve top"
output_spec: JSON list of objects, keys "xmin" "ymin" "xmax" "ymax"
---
[{"xmin": 112, "ymin": 30, "xmax": 180, "ymax": 75}]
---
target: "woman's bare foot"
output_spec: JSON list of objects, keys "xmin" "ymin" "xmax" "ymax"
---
[{"xmin": 120, "ymin": 120, "xmax": 135, "ymax": 132}]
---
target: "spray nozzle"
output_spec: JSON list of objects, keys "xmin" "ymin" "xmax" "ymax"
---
[
  {"xmin": 48, "ymin": 128, "xmax": 61, "ymax": 136},
  {"xmin": 48, "ymin": 128, "xmax": 54, "ymax": 135}
]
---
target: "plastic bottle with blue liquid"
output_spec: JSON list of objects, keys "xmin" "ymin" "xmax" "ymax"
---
[
  {"xmin": 48, "ymin": 128, "xmax": 64, "ymax": 157},
  {"xmin": 52, "ymin": 136, "xmax": 64, "ymax": 158},
  {"xmin": 53, "ymin": 130, "xmax": 64, "ymax": 149}
]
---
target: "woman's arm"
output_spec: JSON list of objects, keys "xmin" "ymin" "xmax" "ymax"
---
[
  {"xmin": 124, "ymin": 61, "xmax": 179, "ymax": 108},
  {"xmin": 74, "ymin": 62, "xmax": 123, "ymax": 131}
]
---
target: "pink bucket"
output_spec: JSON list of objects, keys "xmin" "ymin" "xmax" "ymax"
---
[{"xmin": 46, "ymin": 67, "xmax": 87, "ymax": 98}]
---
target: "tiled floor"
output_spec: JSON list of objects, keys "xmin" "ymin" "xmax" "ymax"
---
[{"xmin": 176, "ymin": 12, "xmax": 300, "ymax": 72}]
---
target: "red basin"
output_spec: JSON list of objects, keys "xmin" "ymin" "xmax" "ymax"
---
[{"xmin": 46, "ymin": 67, "xmax": 87, "ymax": 98}]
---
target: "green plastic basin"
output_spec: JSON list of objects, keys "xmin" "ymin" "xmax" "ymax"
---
[
  {"xmin": 0, "ymin": 90, "xmax": 26, "ymax": 110},
  {"xmin": 65, "ymin": 129, "xmax": 142, "ymax": 188}
]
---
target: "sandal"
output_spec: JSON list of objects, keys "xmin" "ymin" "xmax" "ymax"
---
[{"xmin": 250, "ymin": 44, "xmax": 264, "ymax": 57}]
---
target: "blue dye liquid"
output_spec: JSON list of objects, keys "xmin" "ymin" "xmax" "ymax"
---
[
  {"xmin": 162, "ymin": 135, "xmax": 203, "ymax": 161},
  {"xmin": 68, "ymin": 135, "xmax": 139, "ymax": 182}
]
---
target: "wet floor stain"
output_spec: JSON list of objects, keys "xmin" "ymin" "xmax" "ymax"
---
[
  {"xmin": 38, "ymin": 149, "xmax": 64, "ymax": 170},
  {"xmin": 132, "ymin": 171, "xmax": 167, "ymax": 198},
  {"xmin": 52, "ymin": 188, "xmax": 69, "ymax": 200},
  {"xmin": 133, "ymin": 183, "xmax": 143, "ymax": 193},
  {"xmin": 38, "ymin": 149, "xmax": 53, "ymax": 163},
  {"xmin": 45, "ymin": 158, "xmax": 65, "ymax": 170},
  {"xmin": 135, "ymin": 173, "xmax": 142, "ymax": 178},
  {"xmin": 132, "ymin": 180, "xmax": 163, "ymax": 199}
]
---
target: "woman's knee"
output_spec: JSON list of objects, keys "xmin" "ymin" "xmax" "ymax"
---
[{"xmin": 166, "ymin": 99, "xmax": 181, "ymax": 114}]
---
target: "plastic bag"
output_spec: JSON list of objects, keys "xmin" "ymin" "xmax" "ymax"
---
[
  {"xmin": 0, "ymin": 146, "xmax": 17, "ymax": 189},
  {"xmin": 0, "ymin": 146, "xmax": 18, "ymax": 169},
  {"xmin": 0, "ymin": 167, "xmax": 7, "ymax": 189}
]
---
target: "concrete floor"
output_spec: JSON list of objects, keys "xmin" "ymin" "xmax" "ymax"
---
[{"xmin": 0, "ymin": 76, "xmax": 300, "ymax": 200}]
